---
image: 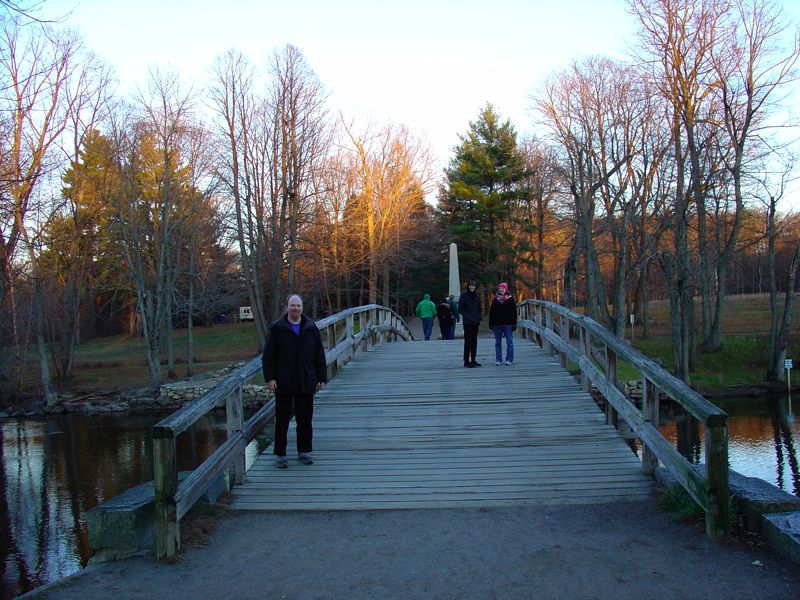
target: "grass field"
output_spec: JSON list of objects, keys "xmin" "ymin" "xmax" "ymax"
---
[
  {"xmin": 51, "ymin": 322, "xmax": 263, "ymax": 394},
  {"xmin": 6, "ymin": 293, "xmax": 799, "ymax": 398},
  {"xmin": 623, "ymin": 294, "xmax": 800, "ymax": 391}
]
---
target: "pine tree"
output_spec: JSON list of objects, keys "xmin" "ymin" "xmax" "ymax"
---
[{"xmin": 438, "ymin": 104, "xmax": 527, "ymax": 287}]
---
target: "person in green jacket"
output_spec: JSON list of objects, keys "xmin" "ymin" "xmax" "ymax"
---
[{"xmin": 415, "ymin": 293, "xmax": 438, "ymax": 340}]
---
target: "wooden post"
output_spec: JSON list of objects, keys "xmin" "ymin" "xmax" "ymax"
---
[
  {"xmin": 226, "ymin": 385, "xmax": 245, "ymax": 486},
  {"xmin": 604, "ymin": 346, "xmax": 619, "ymax": 428},
  {"xmin": 544, "ymin": 309, "xmax": 554, "ymax": 355},
  {"xmin": 560, "ymin": 313, "xmax": 570, "ymax": 369},
  {"xmin": 705, "ymin": 416, "xmax": 730, "ymax": 539},
  {"xmin": 326, "ymin": 324, "xmax": 337, "ymax": 377},
  {"xmin": 154, "ymin": 435, "xmax": 179, "ymax": 560},
  {"xmin": 642, "ymin": 378, "xmax": 659, "ymax": 475},
  {"xmin": 579, "ymin": 326, "xmax": 590, "ymax": 392},
  {"xmin": 534, "ymin": 304, "xmax": 543, "ymax": 348},
  {"xmin": 346, "ymin": 313, "xmax": 355, "ymax": 361}
]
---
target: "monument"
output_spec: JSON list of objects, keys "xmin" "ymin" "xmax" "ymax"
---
[{"xmin": 449, "ymin": 243, "xmax": 464, "ymax": 338}]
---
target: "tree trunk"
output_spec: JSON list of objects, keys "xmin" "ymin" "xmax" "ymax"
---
[
  {"xmin": 767, "ymin": 199, "xmax": 780, "ymax": 379},
  {"xmin": 33, "ymin": 279, "xmax": 58, "ymax": 407},
  {"xmin": 186, "ymin": 249, "xmax": 195, "ymax": 377}
]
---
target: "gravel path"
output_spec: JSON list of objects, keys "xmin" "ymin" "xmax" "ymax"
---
[{"xmin": 25, "ymin": 499, "xmax": 800, "ymax": 600}]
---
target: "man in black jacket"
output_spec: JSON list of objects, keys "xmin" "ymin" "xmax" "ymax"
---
[{"xmin": 262, "ymin": 294, "xmax": 327, "ymax": 468}]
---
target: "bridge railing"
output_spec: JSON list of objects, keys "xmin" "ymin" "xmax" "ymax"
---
[
  {"xmin": 517, "ymin": 299, "xmax": 730, "ymax": 540},
  {"xmin": 152, "ymin": 304, "xmax": 413, "ymax": 560}
]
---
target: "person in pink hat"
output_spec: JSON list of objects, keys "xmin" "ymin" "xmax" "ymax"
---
[{"xmin": 488, "ymin": 282, "xmax": 517, "ymax": 365}]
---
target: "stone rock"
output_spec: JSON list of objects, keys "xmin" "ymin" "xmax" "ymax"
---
[
  {"xmin": 762, "ymin": 512, "xmax": 800, "ymax": 565},
  {"xmin": 729, "ymin": 470, "xmax": 800, "ymax": 532}
]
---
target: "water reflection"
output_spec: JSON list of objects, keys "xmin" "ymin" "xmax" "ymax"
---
[
  {"xmin": 659, "ymin": 394, "xmax": 800, "ymax": 497},
  {"xmin": 0, "ymin": 413, "xmax": 236, "ymax": 600}
]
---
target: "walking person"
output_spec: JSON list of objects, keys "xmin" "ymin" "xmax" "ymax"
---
[
  {"xmin": 415, "ymin": 293, "xmax": 438, "ymax": 340},
  {"xmin": 437, "ymin": 297, "xmax": 455, "ymax": 340},
  {"xmin": 458, "ymin": 280, "xmax": 482, "ymax": 367},
  {"xmin": 489, "ymin": 282, "xmax": 517, "ymax": 365},
  {"xmin": 447, "ymin": 294, "xmax": 460, "ymax": 340},
  {"xmin": 262, "ymin": 294, "xmax": 327, "ymax": 468}
]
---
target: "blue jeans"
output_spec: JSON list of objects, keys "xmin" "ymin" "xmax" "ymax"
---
[
  {"xmin": 421, "ymin": 317, "xmax": 434, "ymax": 340},
  {"xmin": 493, "ymin": 325, "xmax": 514, "ymax": 363}
]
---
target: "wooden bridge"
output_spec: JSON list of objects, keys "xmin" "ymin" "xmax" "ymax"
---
[
  {"xmin": 153, "ymin": 302, "xmax": 730, "ymax": 560},
  {"xmin": 231, "ymin": 338, "xmax": 652, "ymax": 510}
]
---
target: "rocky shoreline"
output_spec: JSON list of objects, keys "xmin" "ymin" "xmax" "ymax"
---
[{"xmin": 0, "ymin": 362, "xmax": 269, "ymax": 419}]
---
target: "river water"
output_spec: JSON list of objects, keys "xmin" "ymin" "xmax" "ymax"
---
[
  {"xmin": 0, "ymin": 412, "xmax": 265, "ymax": 600},
  {"xmin": 2, "ymin": 396, "xmax": 799, "ymax": 599}
]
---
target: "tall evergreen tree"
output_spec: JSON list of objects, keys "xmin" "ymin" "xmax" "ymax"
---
[{"xmin": 438, "ymin": 104, "xmax": 527, "ymax": 286}]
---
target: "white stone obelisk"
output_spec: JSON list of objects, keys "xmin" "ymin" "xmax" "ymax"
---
[{"xmin": 449, "ymin": 243, "xmax": 464, "ymax": 338}]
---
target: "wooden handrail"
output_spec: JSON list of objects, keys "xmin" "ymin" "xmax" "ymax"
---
[
  {"xmin": 153, "ymin": 304, "xmax": 413, "ymax": 560},
  {"xmin": 518, "ymin": 299, "xmax": 730, "ymax": 540}
]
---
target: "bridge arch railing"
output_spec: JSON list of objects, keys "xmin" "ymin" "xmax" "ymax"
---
[
  {"xmin": 152, "ymin": 304, "xmax": 413, "ymax": 560},
  {"xmin": 517, "ymin": 299, "xmax": 730, "ymax": 540}
]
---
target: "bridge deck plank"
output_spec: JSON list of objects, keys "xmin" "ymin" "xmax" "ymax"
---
[{"xmin": 231, "ymin": 339, "xmax": 652, "ymax": 511}]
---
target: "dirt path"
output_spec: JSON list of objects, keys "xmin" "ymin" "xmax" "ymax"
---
[{"xmin": 24, "ymin": 499, "xmax": 800, "ymax": 600}]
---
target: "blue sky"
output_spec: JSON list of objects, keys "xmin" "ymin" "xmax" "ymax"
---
[
  {"xmin": 43, "ymin": 1, "xmax": 635, "ymax": 161},
  {"xmin": 40, "ymin": 0, "xmax": 800, "ymax": 205}
]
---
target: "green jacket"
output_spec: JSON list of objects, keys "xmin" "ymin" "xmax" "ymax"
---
[{"xmin": 415, "ymin": 294, "xmax": 438, "ymax": 318}]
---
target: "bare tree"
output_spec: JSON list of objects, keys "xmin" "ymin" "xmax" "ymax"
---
[
  {"xmin": 343, "ymin": 121, "xmax": 434, "ymax": 304},
  {"xmin": 534, "ymin": 57, "xmax": 638, "ymax": 333},
  {"xmin": 702, "ymin": 0, "xmax": 800, "ymax": 351},
  {"xmin": 209, "ymin": 49, "xmax": 269, "ymax": 344},
  {"xmin": 629, "ymin": 0, "xmax": 730, "ymax": 381},
  {"xmin": 112, "ymin": 69, "xmax": 197, "ymax": 389},
  {"xmin": 0, "ymin": 18, "xmax": 95, "ymax": 402},
  {"xmin": 210, "ymin": 45, "xmax": 330, "ymax": 343},
  {"xmin": 264, "ymin": 44, "xmax": 331, "ymax": 318}
]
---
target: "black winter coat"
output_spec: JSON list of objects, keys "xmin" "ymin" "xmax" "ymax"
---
[
  {"xmin": 489, "ymin": 294, "xmax": 517, "ymax": 328},
  {"xmin": 458, "ymin": 290, "xmax": 482, "ymax": 325},
  {"xmin": 437, "ymin": 302, "xmax": 454, "ymax": 327},
  {"xmin": 261, "ymin": 314, "xmax": 327, "ymax": 394}
]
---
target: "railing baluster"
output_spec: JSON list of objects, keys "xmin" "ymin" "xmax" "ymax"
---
[
  {"xmin": 605, "ymin": 345, "xmax": 618, "ymax": 428},
  {"xmin": 705, "ymin": 417, "xmax": 730, "ymax": 540},
  {"xmin": 226, "ymin": 384, "xmax": 245, "ymax": 486},
  {"xmin": 154, "ymin": 435, "xmax": 178, "ymax": 560},
  {"xmin": 579, "ymin": 325, "xmax": 590, "ymax": 392},
  {"xmin": 642, "ymin": 378, "xmax": 658, "ymax": 475},
  {"xmin": 559, "ymin": 313, "xmax": 569, "ymax": 369}
]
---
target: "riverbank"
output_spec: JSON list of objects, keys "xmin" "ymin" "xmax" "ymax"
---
[{"xmin": 21, "ymin": 499, "xmax": 800, "ymax": 600}]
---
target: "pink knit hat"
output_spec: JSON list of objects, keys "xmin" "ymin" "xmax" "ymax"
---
[{"xmin": 498, "ymin": 282, "xmax": 508, "ymax": 292}]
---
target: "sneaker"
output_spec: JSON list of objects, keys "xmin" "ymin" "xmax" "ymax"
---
[
  {"xmin": 275, "ymin": 456, "xmax": 288, "ymax": 469},
  {"xmin": 495, "ymin": 361, "xmax": 502, "ymax": 366},
  {"xmin": 505, "ymin": 360, "xmax": 512, "ymax": 366},
  {"xmin": 464, "ymin": 362, "xmax": 474, "ymax": 368},
  {"xmin": 471, "ymin": 361, "xmax": 482, "ymax": 367},
  {"xmin": 299, "ymin": 453, "xmax": 314, "ymax": 465}
]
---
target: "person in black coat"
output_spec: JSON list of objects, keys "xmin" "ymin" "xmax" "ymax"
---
[
  {"xmin": 437, "ymin": 298, "xmax": 455, "ymax": 340},
  {"xmin": 458, "ymin": 280, "xmax": 482, "ymax": 367},
  {"xmin": 261, "ymin": 294, "xmax": 327, "ymax": 468}
]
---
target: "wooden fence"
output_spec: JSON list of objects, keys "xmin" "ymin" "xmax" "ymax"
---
[
  {"xmin": 152, "ymin": 305, "xmax": 413, "ymax": 560},
  {"xmin": 518, "ymin": 299, "xmax": 730, "ymax": 539}
]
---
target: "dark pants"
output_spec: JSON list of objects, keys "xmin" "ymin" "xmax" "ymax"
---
[
  {"xmin": 273, "ymin": 393, "xmax": 314, "ymax": 456},
  {"xmin": 421, "ymin": 317, "xmax": 434, "ymax": 340},
  {"xmin": 439, "ymin": 321, "xmax": 453, "ymax": 340},
  {"xmin": 463, "ymin": 323, "xmax": 479, "ymax": 363}
]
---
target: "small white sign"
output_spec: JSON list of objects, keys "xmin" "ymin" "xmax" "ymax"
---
[
  {"xmin": 785, "ymin": 359, "xmax": 793, "ymax": 370},
  {"xmin": 629, "ymin": 314, "xmax": 635, "ymax": 324}
]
